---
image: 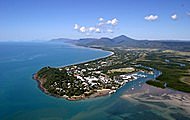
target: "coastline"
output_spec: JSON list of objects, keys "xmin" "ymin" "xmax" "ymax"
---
[
  {"xmin": 57, "ymin": 51, "xmax": 114, "ymax": 69},
  {"xmin": 33, "ymin": 45, "xmax": 115, "ymax": 101},
  {"xmin": 34, "ymin": 74, "xmax": 116, "ymax": 101},
  {"xmin": 56, "ymin": 45, "xmax": 114, "ymax": 68}
]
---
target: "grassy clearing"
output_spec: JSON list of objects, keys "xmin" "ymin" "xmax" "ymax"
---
[{"xmin": 108, "ymin": 67, "xmax": 135, "ymax": 73}]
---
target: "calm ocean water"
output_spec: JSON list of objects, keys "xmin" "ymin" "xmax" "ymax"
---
[{"xmin": 0, "ymin": 42, "xmax": 171, "ymax": 120}]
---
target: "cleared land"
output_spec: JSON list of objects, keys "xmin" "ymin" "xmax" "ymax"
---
[{"xmin": 108, "ymin": 67, "xmax": 135, "ymax": 73}]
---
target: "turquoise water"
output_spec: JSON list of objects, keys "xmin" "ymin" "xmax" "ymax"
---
[{"xmin": 0, "ymin": 42, "xmax": 165, "ymax": 120}]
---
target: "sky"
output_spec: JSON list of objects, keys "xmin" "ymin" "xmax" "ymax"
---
[{"xmin": 0, "ymin": 0, "xmax": 190, "ymax": 41}]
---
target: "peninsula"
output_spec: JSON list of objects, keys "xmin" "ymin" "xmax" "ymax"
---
[{"xmin": 34, "ymin": 35, "xmax": 190, "ymax": 100}]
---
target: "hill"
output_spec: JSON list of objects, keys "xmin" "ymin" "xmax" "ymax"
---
[{"xmin": 50, "ymin": 35, "xmax": 190, "ymax": 51}]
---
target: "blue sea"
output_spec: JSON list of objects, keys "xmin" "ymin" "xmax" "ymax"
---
[{"xmin": 0, "ymin": 42, "xmax": 186, "ymax": 120}]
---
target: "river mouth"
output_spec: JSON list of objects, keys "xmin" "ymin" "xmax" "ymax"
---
[
  {"xmin": 118, "ymin": 66, "xmax": 190, "ymax": 120},
  {"xmin": 119, "ymin": 67, "xmax": 190, "ymax": 120}
]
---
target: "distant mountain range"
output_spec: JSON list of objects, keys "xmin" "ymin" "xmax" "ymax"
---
[{"xmin": 50, "ymin": 35, "xmax": 190, "ymax": 51}]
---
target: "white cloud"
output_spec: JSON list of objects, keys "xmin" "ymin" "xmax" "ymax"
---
[
  {"xmin": 106, "ymin": 18, "xmax": 119, "ymax": 25},
  {"xmin": 89, "ymin": 27, "xmax": 96, "ymax": 32},
  {"xmin": 79, "ymin": 26, "xmax": 86, "ymax": 33},
  {"xmin": 74, "ymin": 17, "xmax": 119, "ymax": 34},
  {"xmin": 171, "ymin": 14, "xmax": 177, "ymax": 20},
  {"xmin": 95, "ymin": 28, "xmax": 101, "ymax": 33},
  {"xmin": 144, "ymin": 15, "xmax": 158, "ymax": 21},
  {"xmin": 74, "ymin": 24, "xmax": 80, "ymax": 30},
  {"xmin": 99, "ymin": 17, "xmax": 104, "ymax": 21},
  {"xmin": 112, "ymin": 18, "xmax": 119, "ymax": 25},
  {"xmin": 106, "ymin": 20, "xmax": 112, "ymax": 24},
  {"xmin": 98, "ymin": 22, "xmax": 105, "ymax": 26}
]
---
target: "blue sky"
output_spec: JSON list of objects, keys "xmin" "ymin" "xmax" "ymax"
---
[{"xmin": 0, "ymin": 0, "xmax": 190, "ymax": 41}]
